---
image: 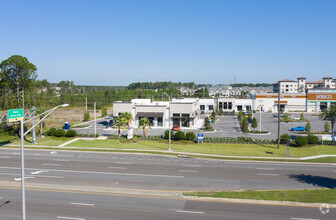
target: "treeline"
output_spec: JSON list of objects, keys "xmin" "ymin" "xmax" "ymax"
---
[
  {"xmin": 127, "ymin": 81, "xmax": 197, "ymax": 90},
  {"xmin": 230, "ymin": 83, "xmax": 272, "ymax": 88}
]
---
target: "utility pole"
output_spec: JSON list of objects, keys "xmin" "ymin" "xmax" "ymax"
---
[
  {"xmin": 32, "ymin": 106, "xmax": 36, "ymax": 144},
  {"xmin": 86, "ymin": 97, "xmax": 87, "ymax": 113},
  {"xmin": 20, "ymin": 119, "xmax": 26, "ymax": 220},
  {"xmin": 277, "ymin": 84, "xmax": 281, "ymax": 149},
  {"xmin": 94, "ymin": 102, "xmax": 96, "ymax": 137}
]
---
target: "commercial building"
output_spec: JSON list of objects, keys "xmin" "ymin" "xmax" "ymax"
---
[
  {"xmin": 113, "ymin": 99, "xmax": 201, "ymax": 128},
  {"xmin": 254, "ymin": 93, "xmax": 306, "ymax": 113},
  {"xmin": 273, "ymin": 77, "xmax": 336, "ymax": 93},
  {"xmin": 306, "ymin": 89, "xmax": 336, "ymax": 112}
]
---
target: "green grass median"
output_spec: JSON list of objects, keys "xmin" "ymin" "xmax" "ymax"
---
[{"xmin": 184, "ymin": 189, "xmax": 336, "ymax": 204}]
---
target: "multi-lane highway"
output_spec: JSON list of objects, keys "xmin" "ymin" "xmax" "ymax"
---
[{"xmin": 0, "ymin": 148, "xmax": 335, "ymax": 219}]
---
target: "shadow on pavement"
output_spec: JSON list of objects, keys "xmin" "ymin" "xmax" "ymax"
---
[
  {"xmin": 0, "ymin": 200, "xmax": 10, "ymax": 208},
  {"xmin": 288, "ymin": 174, "xmax": 336, "ymax": 189}
]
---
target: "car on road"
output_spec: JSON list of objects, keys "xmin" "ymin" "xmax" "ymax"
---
[
  {"xmin": 291, "ymin": 126, "xmax": 306, "ymax": 131},
  {"xmin": 172, "ymin": 125, "xmax": 181, "ymax": 131}
]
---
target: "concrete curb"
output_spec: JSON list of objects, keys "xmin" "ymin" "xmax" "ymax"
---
[{"xmin": 182, "ymin": 196, "xmax": 336, "ymax": 208}]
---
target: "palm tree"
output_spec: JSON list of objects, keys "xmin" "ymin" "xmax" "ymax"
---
[
  {"xmin": 121, "ymin": 112, "xmax": 133, "ymax": 128},
  {"xmin": 139, "ymin": 118, "xmax": 150, "ymax": 137},
  {"xmin": 113, "ymin": 117, "xmax": 125, "ymax": 140},
  {"xmin": 321, "ymin": 106, "xmax": 335, "ymax": 136},
  {"xmin": 35, "ymin": 106, "xmax": 47, "ymax": 137}
]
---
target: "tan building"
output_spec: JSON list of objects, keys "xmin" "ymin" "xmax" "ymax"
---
[
  {"xmin": 273, "ymin": 77, "xmax": 336, "ymax": 93},
  {"xmin": 255, "ymin": 93, "xmax": 306, "ymax": 113}
]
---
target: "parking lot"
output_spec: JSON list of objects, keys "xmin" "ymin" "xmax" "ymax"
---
[{"xmin": 75, "ymin": 113, "xmax": 331, "ymax": 140}]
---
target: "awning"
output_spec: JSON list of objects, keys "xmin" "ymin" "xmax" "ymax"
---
[{"xmin": 136, "ymin": 112, "xmax": 164, "ymax": 117}]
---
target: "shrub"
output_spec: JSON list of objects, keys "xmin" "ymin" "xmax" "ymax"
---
[
  {"xmin": 238, "ymin": 111, "xmax": 243, "ymax": 121},
  {"xmin": 84, "ymin": 111, "xmax": 90, "ymax": 121},
  {"xmin": 186, "ymin": 132, "xmax": 196, "ymax": 141},
  {"xmin": 204, "ymin": 124, "xmax": 214, "ymax": 131},
  {"xmin": 54, "ymin": 129, "xmax": 66, "ymax": 137},
  {"xmin": 65, "ymin": 129, "xmax": 77, "ymax": 137},
  {"xmin": 284, "ymin": 113, "xmax": 289, "ymax": 121},
  {"xmin": 251, "ymin": 117, "xmax": 258, "ymax": 129},
  {"xmin": 47, "ymin": 128, "xmax": 57, "ymax": 136},
  {"xmin": 295, "ymin": 136, "xmax": 308, "ymax": 147},
  {"xmin": 211, "ymin": 111, "xmax": 216, "ymax": 117},
  {"xmin": 280, "ymin": 134, "xmax": 290, "ymax": 144},
  {"xmin": 164, "ymin": 130, "xmax": 174, "ymax": 139},
  {"xmin": 306, "ymin": 122, "xmax": 311, "ymax": 133},
  {"xmin": 324, "ymin": 121, "xmax": 330, "ymax": 133},
  {"xmin": 307, "ymin": 134, "xmax": 319, "ymax": 145},
  {"xmin": 174, "ymin": 131, "xmax": 185, "ymax": 140},
  {"xmin": 300, "ymin": 113, "xmax": 304, "ymax": 120},
  {"xmin": 242, "ymin": 118, "xmax": 249, "ymax": 133}
]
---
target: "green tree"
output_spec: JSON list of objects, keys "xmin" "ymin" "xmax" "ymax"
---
[
  {"xmin": 280, "ymin": 134, "xmax": 290, "ymax": 144},
  {"xmin": 251, "ymin": 117, "xmax": 258, "ymax": 130},
  {"xmin": 101, "ymin": 107, "xmax": 108, "ymax": 117},
  {"xmin": 0, "ymin": 55, "xmax": 37, "ymax": 108},
  {"xmin": 139, "ymin": 118, "xmax": 150, "ymax": 137},
  {"xmin": 305, "ymin": 122, "xmax": 311, "ymax": 133},
  {"xmin": 284, "ymin": 113, "xmax": 289, "ymax": 122},
  {"xmin": 247, "ymin": 113, "xmax": 252, "ymax": 122},
  {"xmin": 300, "ymin": 113, "xmax": 304, "ymax": 120},
  {"xmin": 84, "ymin": 111, "xmax": 90, "ymax": 121},
  {"xmin": 324, "ymin": 121, "xmax": 330, "ymax": 133},
  {"xmin": 321, "ymin": 106, "xmax": 335, "ymax": 135},
  {"xmin": 113, "ymin": 117, "xmax": 125, "ymax": 140},
  {"xmin": 242, "ymin": 118, "xmax": 249, "ymax": 133},
  {"xmin": 121, "ymin": 112, "xmax": 133, "ymax": 128},
  {"xmin": 238, "ymin": 110, "xmax": 243, "ymax": 121}
]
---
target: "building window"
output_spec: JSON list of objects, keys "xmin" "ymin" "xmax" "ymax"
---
[
  {"xmin": 228, "ymin": 102, "xmax": 232, "ymax": 110},
  {"xmin": 182, "ymin": 113, "xmax": 190, "ymax": 118},
  {"xmin": 173, "ymin": 113, "xmax": 180, "ymax": 117},
  {"xmin": 200, "ymin": 105, "xmax": 205, "ymax": 110},
  {"xmin": 219, "ymin": 102, "xmax": 223, "ymax": 109},
  {"xmin": 224, "ymin": 102, "xmax": 228, "ymax": 109},
  {"xmin": 209, "ymin": 105, "xmax": 214, "ymax": 111}
]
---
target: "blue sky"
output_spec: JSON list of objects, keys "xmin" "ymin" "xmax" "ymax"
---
[{"xmin": 1, "ymin": 0, "xmax": 335, "ymax": 86}]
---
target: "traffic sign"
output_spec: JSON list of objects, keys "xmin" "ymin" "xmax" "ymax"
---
[{"xmin": 8, "ymin": 109, "xmax": 23, "ymax": 122}]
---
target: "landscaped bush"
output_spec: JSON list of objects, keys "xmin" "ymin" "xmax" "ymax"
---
[
  {"xmin": 306, "ymin": 122, "xmax": 311, "ymax": 133},
  {"xmin": 280, "ymin": 134, "xmax": 290, "ymax": 144},
  {"xmin": 47, "ymin": 128, "xmax": 57, "ymax": 136},
  {"xmin": 241, "ymin": 118, "xmax": 249, "ymax": 133},
  {"xmin": 54, "ymin": 129, "xmax": 66, "ymax": 137},
  {"xmin": 84, "ymin": 111, "xmax": 90, "ymax": 121},
  {"xmin": 164, "ymin": 130, "xmax": 174, "ymax": 139},
  {"xmin": 174, "ymin": 131, "xmax": 185, "ymax": 140},
  {"xmin": 307, "ymin": 134, "xmax": 319, "ymax": 145},
  {"xmin": 295, "ymin": 136, "xmax": 308, "ymax": 147},
  {"xmin": 65, "ymin": 129, "xmax": 77, "ymax": 137},
  {"xmin": 186, "ymin": 132, "xmax": 196, "ymax": 141}
]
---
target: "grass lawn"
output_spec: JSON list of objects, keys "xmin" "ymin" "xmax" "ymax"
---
[
  {"xmin": 184, "ymin": 189, "xmax": 336, "ymax": 204},
  {"xmin": 1, "ymin": 136, "xmax": 74, "ymax": 146},
  {"xmin": 68, "ymin": 139, "xmax": 336, "ymax": 158}
]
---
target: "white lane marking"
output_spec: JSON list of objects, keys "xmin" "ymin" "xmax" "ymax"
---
[
  {"xmin": 176, "ymin": 210, "xmax": 205, "ymax": 214},
  {"xmin": 290, "ymin": 218, "xmax": 321, "ymax": 220},
  {"xmin": 34, "ymin": 154, "xmax": 40, "ymax": 156},
  {"xmin": 31, "ymin": 171, "xmax": 49, "ymax": 175},
  {"xmin": 0, "ymin": 157, "xmax": 11, "ymax": 159},
  {"xmin": 115, "ymin": 162, "xmax": 132, "ymax": 165},
  {"xmin": 70, "ymin": 202, "xmax": 95, "ymax": 206},
  {"xmin": 178, "ymin": 170, "xmax": 199, "ymax": 173},
  {"xmin": 34, "ymin": 175, "xmax": 64, "ymax": 179},
  {"xmin": 0, "ymin": 166, "xmax": 184, "ymax": 178},
  {"xmin": 108, "ymin": 167, "xmax": 126, "ymax": 169},
  {"xmin": 54, "ymin": 159, "xmax": 70, "ymax": 162},
  {"xmin": 43, "ymin": 163, "xmax": 60, "ymax": 166},
  {"xmin": 13, "ymin": 153, "xmax": 19, "ymax": 155},
  {"xmin": 57, "ymin": 216, "xmax": 85, "ymax": 220},
  {"xmin": 14, "ymin": 177, "xmax": 34, "ymax": 181},
  {"xmin": 183, "ymin": 165, "xmax": 201, "ymax": 168},
  {"xmin": 257, "ymin": 173, "xmax": 279, "ymax": 176},
  {"xmin": 255, "ymin": 168, "xmax": 275, "ymax": 170},
  {"xmin": 50, "ymin": 151, "xmax": 57, "ymax": 154}
]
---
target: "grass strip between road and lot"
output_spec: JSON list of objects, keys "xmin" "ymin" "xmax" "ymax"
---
[{"xmin": 184, "ymin": 189, "xmax": 336, "ymax": 204}]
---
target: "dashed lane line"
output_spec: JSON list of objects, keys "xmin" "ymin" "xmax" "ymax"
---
[
  {"xmin": 257, "ymin": 173, "xmax": 279, "ymax": 176},
  {"xmin": 70, "ymin": 202, "xmax": 95, "ymax": 206}
]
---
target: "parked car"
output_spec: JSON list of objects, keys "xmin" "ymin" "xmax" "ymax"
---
[
  {"xmin": 291, "ymin": 126, "xmax": 306, "ymax": 131},
  {"xmin": 273, "ymin": 113, "xmax": 285, "ymax": 118},
  {"xmin": 172, "ymin": 125, "xmax": 181, "ymax": 131},
  {"xmin": 289, "ymin": 115, "xmax": 300, "ymax": 120}
]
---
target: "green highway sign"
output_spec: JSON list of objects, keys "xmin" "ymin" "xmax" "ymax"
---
[{"xmin": 8, "ymin": 109, "xmax": 24, "ymax": 122}]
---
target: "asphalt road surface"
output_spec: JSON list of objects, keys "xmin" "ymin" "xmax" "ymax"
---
[
  {"xmin": 0, "ymin": 149, "xmax": 335, "ymax": 191},
  {"xmin": 0, "ymin": 187, "xmax": 334, "ymax": 220}
]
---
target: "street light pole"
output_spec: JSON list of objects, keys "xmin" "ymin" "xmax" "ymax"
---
[
  {"xmin": 168, "ymin": 106, "xmax": 171, "ymax": 151},
  {"xmin": 20, "ymin": 103, "xmax": 69, "ymax": 220},
  {"xmin": 94, "ymin": 102, "xmax": 96, "ymax": 137}
]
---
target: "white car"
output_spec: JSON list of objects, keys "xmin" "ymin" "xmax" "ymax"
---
[{"xmin": 289, "ymin": 115, "xmax": 300, "ymax": 120}]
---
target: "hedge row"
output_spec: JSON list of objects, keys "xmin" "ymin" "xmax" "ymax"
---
[{"xmin": 203, "ymin": 137, "xmax": 277, "ymax": 144}]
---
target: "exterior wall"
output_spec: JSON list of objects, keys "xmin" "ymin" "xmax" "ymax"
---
[
  {"xmin": 113, "ymin": 102, "xmax": 132, "ymax": 116},
  {"xmin": 217, "ymin": 98, "xmax": 236, "ymax": 112},
  {"xmin": 199, "ymin": 98, "xmax": 215, "ymax": 114},
  {"xmin": 306, "ymin": 89, "xmax": 336, "ymax": 112},
  {"xmin": 255, "ymin": 93, "xmax": 306, "ymax": 113},
  {"xmin": 235, "ymin": 99, "xmax": 253, "ymax": 112}
]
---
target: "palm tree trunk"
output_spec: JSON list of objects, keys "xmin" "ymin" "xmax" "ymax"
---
[
  {"xmin": 40, "ymin": 121, "xmax": 43, "ymax": 137},
  {"xmin": 143, "ymin": 126, "xmax": 146, "ymax": 137},
  {"xmin": 118, "ymin": 126, "xmax": 121, "ymax": 140}
]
